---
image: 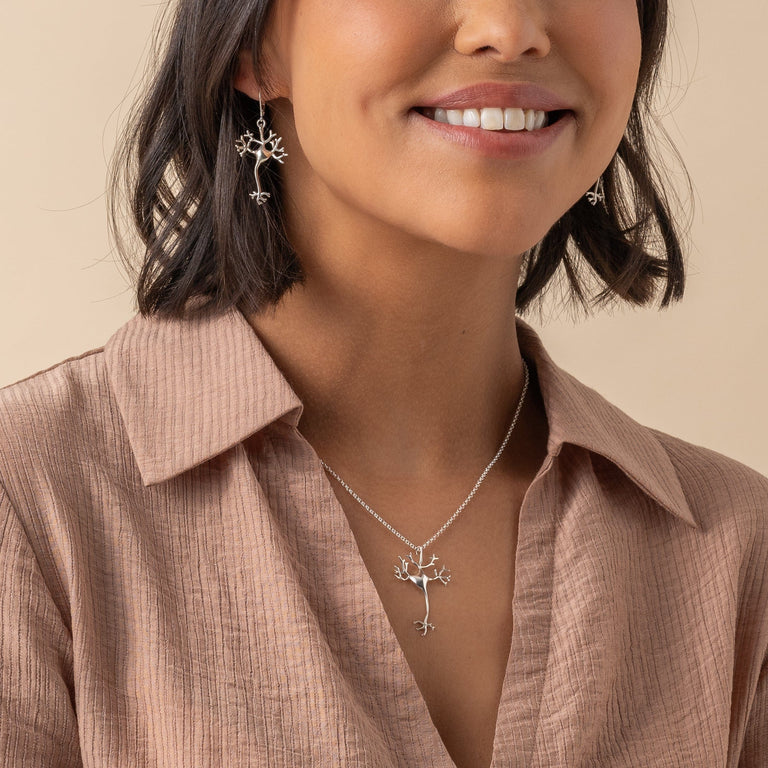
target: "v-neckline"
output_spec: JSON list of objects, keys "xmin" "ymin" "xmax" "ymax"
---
[{"xmin": 312, "ymin": 446, "xmax": 559, "ymax": 768}]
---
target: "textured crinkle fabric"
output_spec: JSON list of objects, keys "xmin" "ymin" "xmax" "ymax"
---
[{"xmin": 0, "ymin": 307, "xmax": 766, "ymax": 767}]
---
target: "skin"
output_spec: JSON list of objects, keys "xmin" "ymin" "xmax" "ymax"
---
[
  {"xmin": 235, "ymin": 0, "xmax": 641, "ymax": 478},
  {"xmin": 235, "ymin": 1, "xmax": 641, "ymax": 764}
]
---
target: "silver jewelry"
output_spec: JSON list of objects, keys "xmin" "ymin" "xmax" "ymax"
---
[
  {"xmin": 320, "ymin": 360, "xmax": 530, "ymax": 636},
  {"xmin": 235, "ymin": 91, "xmax": 288, "ymax": 205},
  {"xmin": 586, "ymin": 176, "xmax": 605, "ymax": 206}
]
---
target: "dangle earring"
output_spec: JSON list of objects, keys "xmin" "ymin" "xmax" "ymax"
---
[
  {"xmin": 585, "ymin": 176, "xmax": 605, "ymax": 206},
  {"xmin": 235, "ymin": 91, "xmax": 288, "ymax": 205}
]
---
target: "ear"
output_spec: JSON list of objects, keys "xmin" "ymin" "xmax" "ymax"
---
[
  {"xmin": 233, "ymin": 49, "xmax": 288, "ymax": 103},
  {"xmin": 233, "ymin": 49, "xmax": 262, "ymax": 100}
]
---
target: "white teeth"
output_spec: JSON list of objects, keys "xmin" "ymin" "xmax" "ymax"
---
[
  {"xmin": 504, "ymin": 108, "xmax": 525, "ymax": 131},
  {"xmin": 429, "ymin": 106, "xmax": 549, "ymax": 131},
  {"xmin": 524, "ymin": 109, "xmax": 536, "ymax": 131},
  {"xmin": 480, "ymin": 107, "xmax": 504, "ymax": 130},
  {"xmin": 462, "ymin": 108, "xmax": 481, "ymax": 128}
]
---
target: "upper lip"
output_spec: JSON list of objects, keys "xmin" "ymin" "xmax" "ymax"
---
[{"xmin": 416, "ymin": 82, "xmax": 572, "ymax": 112}]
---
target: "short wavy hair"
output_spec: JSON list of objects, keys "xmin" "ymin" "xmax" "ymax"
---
[{"xmin": 110, "ymin": 0, "xmax": 691, "ymax": 319}]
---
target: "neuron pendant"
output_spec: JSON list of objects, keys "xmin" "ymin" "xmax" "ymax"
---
[
  {"xmin": 234, "ymin": 114, "xmax": 288, "ymax": 205},
  {"xmin": 394, "ymin": 547, "xmax": 451, "ymax": 636},
  {"xmin": 585, "ymin": 176, "xmax": 605, "ymax": 206}
]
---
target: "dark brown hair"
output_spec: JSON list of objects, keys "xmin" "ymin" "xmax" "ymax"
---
[{"xmin": 110, "ymin": 0, "xmax": 691, "ymax": 319}]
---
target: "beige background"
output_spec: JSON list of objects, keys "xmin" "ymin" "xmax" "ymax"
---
[{"xmin": 1, "ymin": 2, "xmax": 766, "ymax": 475}]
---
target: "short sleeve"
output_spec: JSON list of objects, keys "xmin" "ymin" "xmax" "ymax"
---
[
  {"xmin": 0, "ymin": 486, "xmax": 82, "ymax": 766},
  {"xmin": 739, "ymin": 653, "xmax": 768, "ymax": 765}
]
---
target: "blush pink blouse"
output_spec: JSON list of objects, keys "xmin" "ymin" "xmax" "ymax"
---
[{"xmin": 0, "ymin": 306, "xmax": 766, "ymax": 766}]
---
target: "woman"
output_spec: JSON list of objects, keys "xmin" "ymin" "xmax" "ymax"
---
[{"xmin": 1, "ymin": 0, "xmax": 766, "ymax": 766}]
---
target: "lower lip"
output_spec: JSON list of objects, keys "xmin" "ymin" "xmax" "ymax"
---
[{"xmin": 409, "ymin": 109, "xmax": 574, "ymax": 159}]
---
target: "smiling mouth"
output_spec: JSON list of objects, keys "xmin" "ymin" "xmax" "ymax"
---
[{"xmin": 414, "ymin": 106, "xmax": 571, "ymax": 132}]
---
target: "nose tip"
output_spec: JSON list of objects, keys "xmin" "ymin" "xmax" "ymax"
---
[{"xmin": 453, "ymin": 0, "xmax": 551, "ymax": 61}]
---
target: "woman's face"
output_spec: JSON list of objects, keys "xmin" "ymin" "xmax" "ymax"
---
[{"xmin": 252, "ymin": 0, "xmax": 642, "ymax": 260}]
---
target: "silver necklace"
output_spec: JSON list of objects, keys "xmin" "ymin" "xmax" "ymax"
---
[{"xmin": 320, "ymin": 359, "xmax": 530, "ymax": 636}]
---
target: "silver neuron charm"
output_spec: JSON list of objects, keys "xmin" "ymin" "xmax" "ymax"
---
[
  {"xmin": 234, "ymin": 98, "xmax": 288, "ymax": 205},
  {"xmin": 394, "ymin": 547, "xmax": 451, "ymax": 636},
  {"xmin": 586, "ymin": 176, "xmax": 605, "ymax": 206}
]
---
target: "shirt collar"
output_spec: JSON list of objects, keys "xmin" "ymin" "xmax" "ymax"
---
[
  {"xmin": 515, "ymin": 319, "xmax": 697, "ymax": 528},
  {"xmin": 104, "ymin": 306, "xmax": 696, "ymax": 528},
  {"xmin": 104, "ymin": 304, "xmax": 303, "ymax": 486}
]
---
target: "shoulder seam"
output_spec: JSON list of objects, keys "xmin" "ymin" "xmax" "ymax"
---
[
  {"xmin": 1, "ymin": 346, "xmax": 105, "ymax": 391},
  {"xmin": 650, "ymin": 427, "xmax": 768, "ymax": 483}
]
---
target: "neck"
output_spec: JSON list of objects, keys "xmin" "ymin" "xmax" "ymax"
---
[{"xmin": 245, "ymin": 212, "xmax": 544, "ymax": 485}]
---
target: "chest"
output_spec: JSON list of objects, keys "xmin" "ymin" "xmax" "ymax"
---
[{"xmin": 337, "ymin": 489, "xmax": 522, "ymax": 768}]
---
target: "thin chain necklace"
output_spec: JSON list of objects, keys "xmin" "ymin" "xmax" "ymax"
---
[{"xmin": 319, "ymin": 359, "xmax": 530, "ymax": 636}]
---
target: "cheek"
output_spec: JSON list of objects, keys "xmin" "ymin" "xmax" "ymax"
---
[
  {"xmin": 287, "ymin": 0, "xmax": 439, "ymax": 116},
  {"xmin": 281, "ymin": 0, "xmax": 444, "ymax": 207},
  {"xmin": 560, "ymin": 0, "xmax": 642, "ymax": 121}
]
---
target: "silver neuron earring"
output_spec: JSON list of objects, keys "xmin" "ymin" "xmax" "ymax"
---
[
  {"xmin": 585, "ymin": 176, "xmax": 605, "ymax": 207},
  {"xmin": 235, "ymin": 91, "xmax": 288, "ymax": 205}
]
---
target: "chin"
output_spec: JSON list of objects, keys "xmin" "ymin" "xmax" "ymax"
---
[{"xmin": 418, "ymin": 210, "xmax": 551, "ymax": 259}]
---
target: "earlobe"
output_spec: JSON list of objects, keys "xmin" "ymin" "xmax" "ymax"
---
[
  {"xmin": 233, "ymin": 49, "xmax": 287, "ymax": 102},
  {"xmin": 233, "ymin": 50, "xmax": 261, "ymax": 99}
]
